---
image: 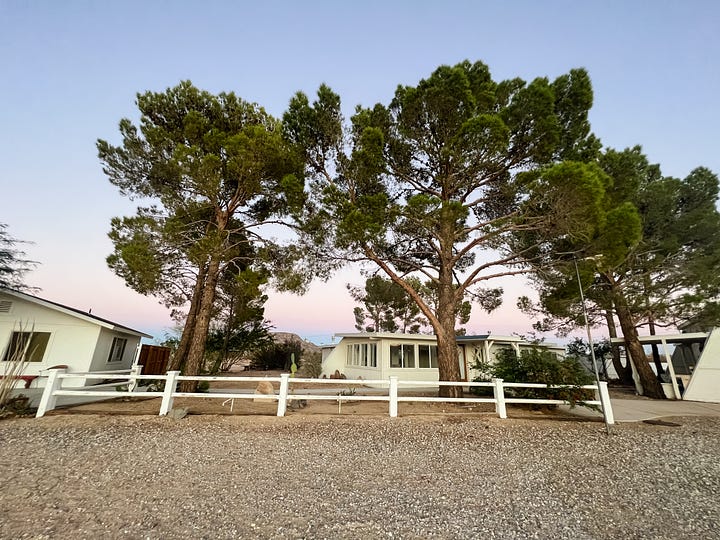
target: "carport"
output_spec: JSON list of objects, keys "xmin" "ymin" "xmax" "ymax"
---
[{"xmin": 611, "ymin": 329, "xmax": 720, "ymax": 402}]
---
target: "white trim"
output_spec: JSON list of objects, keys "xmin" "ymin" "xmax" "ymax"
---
[{"xmin": 0, "ymin": 289, "xmax": 151, "ymax": 338}]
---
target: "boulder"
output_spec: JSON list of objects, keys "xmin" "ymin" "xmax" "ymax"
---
[{"xmin": 253, "ymin": 381, "xmax": 275, "ymax": 403}]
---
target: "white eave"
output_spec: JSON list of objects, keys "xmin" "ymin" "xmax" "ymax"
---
[{"xmin": 0, "ymin": 288, "xmax": 152, "ymax": 339}]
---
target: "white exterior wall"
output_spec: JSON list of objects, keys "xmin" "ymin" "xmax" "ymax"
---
[
  {"xmin": 88, "ymin": 328, "xmax": 141, "ymax": 373},
  {"xmin": 321, "ymin": 343, "xmax": 348, "ymax": 377},
  {"xmin": 322, "ymin": 334, "xmax": 441, "ymax": 382},
  {"xmin": 0, "ymin": 296, "xmax": 101, "ymax": 386},
  {"xmin": 322, "ymin": 333, "xmax": 566, "ymax": 384},
  {"xmin": 380, "ymin": 337, "xmax": 442, "ymax": 382},
  {"xmin": 0, "ymin": 293, "xmax": 146, "ymax": 389}
]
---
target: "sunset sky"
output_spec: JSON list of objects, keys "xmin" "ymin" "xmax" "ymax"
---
[{"xmin": 2, "ymin": 1, "xmax": 718, "ymax": 344}]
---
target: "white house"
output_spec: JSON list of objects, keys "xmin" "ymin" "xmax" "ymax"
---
[
  {"xmin": 0, "ymin": 288, "xmax": 151, "ymax": 389},
  {"xmin": 321, "ymin": 332, "xmax": 564, "ymax": 383}
]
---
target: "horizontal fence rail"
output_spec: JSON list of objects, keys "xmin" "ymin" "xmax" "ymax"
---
[{"xmin": 33, "ymin": 368, "xmax": 614, "ymax": 424}]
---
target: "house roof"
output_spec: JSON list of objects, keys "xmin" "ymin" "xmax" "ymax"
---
[
  {"xmin": 457, "ymin": 334, "xmax": 522, "ymax": 342},
  {"xmin": 333, "ymin": 332, "xmax": 563, "ymax": 349},
  {"xmin": 457, "ymin": 334, "xmax": 564, "ymax": 350},
  {"xmin": 0, "ymin": 288, "xmax": 152, "ymax": 339},
  {"xmin": 610, "ymin": 332, "xmax": 709, "ymax": 345},
  {"xmin": 334, "ymin": 332, "xmax": 438, "ymax": 342}
]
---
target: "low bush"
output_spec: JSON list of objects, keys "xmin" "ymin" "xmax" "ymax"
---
[
  {"xmin": 249, "ymin": 339, "xmax": 303, "ymax": 371},
  {"xmin": 297, "ymin": 351, "xmax": 322, "ymax": 378},
  {"xmin": 471, "ymin": 347, "xmax": 595, "ymax": 406}
]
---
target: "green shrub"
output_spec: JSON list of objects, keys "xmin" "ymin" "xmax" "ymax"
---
[{"xmin": 471, "ymin": 347, "xmax": 595, "ymax": 406}]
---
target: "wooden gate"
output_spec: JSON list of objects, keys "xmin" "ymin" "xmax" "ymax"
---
[{"xmin": 138, "ymin": 345, "xmax": 171, "ymax": 375}]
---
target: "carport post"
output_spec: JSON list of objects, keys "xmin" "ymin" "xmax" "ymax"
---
[
  {"xmin": 660, "ymin": 338, "xmax": 681, "ymax": 399},
  {"xmin": 598, "ymin": 382, "xmax": 615, "ymax": 425},
  {"xmin": 159, "ymin": 371, "xmax": 179, "ymax": 416}
]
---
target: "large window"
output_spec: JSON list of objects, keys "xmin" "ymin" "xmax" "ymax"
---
[
  {"xmin": 2, "ymin": 332, "xmax": 51, "ymax": 363},
  {"xmin": 418, "ymin": 344, "xmax": 438, "ymax": 368},
  {"xmin": 389, "ymin": 344, "xmax": 416, "ymax": 368},
  {"xmin": 347, "ymin": 343, "xmax": 377, "ymax": 367},
  {"xmin": 107, "ymin": 337, "xmax": 128, "ymax": 363}
]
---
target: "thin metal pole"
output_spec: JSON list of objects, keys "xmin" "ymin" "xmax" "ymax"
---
[{"xmin": 574, "ymin": 258, "xmax": 611, "ymax": 435}]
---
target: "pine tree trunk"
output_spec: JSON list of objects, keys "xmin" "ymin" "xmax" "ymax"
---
[
  {"xmin": 604, "ymin": 308, "xmax": 633, "ymax": 385},
  {"xmin": 436, "ymin": 264, "xmax": 462, "ymax": 398},
  {"xmin": 181, "ymin": 256, "xmax": 222, "ymax": 392},
  {"xmin": 613, "ymin": 291, "xmax": 665, "ymax": 399},
  {"xmin": 168, "ymin": 263, "xmax": 208, "ymax": 372},
  {"xmin": 644, "ymin": 275, "xmax": 664, "ymax": 377}
]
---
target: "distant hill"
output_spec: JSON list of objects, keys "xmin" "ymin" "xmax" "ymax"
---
[{"xmin": 272, "ymin": 332, "xmax": 321, "ymax": 356}]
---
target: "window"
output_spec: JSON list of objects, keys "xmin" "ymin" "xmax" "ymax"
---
[
  {"xmin": 346, "ymin": 343, "xmax": 378, "ymax": 367},
  {"xmin": 418, "ymin": 345, "xmax": 438, "ymax": 368},
  {"xmin": 107, "ymin": 337, "xmax": 128, "ymax": 363},
  {"xmin": 389, "ymin": 344, "xmax": 416, "ymax": 368},
  {"xmin": 2, "ymin": 332, "xmax": 51, "ymax": 363}
]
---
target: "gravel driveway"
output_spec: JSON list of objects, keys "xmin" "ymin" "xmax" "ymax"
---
[{"xmin": 1, "ymin": 414, "xmax": 718, "ymax": 539}]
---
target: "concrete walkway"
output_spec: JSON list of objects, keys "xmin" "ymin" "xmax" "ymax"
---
[{"xmin": 563, "ymin": 399, "xmax": 720, "ymax": 423}]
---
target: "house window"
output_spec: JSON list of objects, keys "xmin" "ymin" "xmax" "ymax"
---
[
  {"xmin": 107, "ymin": 337, "xmax": 127, "ymax": 363},
  {"xmin": 389, "ymin": 344, "xmax": 416, "ymax": 368},
  {"xmin": 418, "ymin": 345, "xmax": 438, "ymax": 368},
  {"xmin": 346, "ymin": 343, "xmax": 378, "ymax": 367},
  {"xmin": 2, "ymin": 332, "xmax": 51, "ymax": 363}
]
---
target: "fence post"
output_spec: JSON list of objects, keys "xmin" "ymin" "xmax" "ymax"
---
[
  {"xmin": 598, "ymin": 381, "xmax": 615, "ymax": 425},
  {"xmin": 277, "ymin": 373, "xmax": 290, "ymax": 417},
  {"xmin": 159, "ymin": 371, "xmax": 179, "ymax": 416},
  {"xmin": 36, "ymin": 368, "xmax": 66, "ymax": 418},
  {"xmin": 389, "ymin": 376, "xmax": 398, "ymax": 418},
  {"xmin": 128, "ymin": 364, "xmax": 143, "ymax": 393},
  {"xmin": 493, "ymin": 378, "xmax": 507, "ymax": 419}
]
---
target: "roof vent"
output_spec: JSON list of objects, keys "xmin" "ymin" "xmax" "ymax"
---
[{"xmin": 0, "ymin": 300, "xmax": 12, "ymax": 313}]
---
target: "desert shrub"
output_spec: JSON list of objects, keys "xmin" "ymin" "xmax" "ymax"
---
[
  {"xmin": 297, "ymin": 351, "xmax": 322, "ymax": 378},
  {"xmin": 472, "ymin": 347, "xmax": 595, "ymax": 406},
  {"xmin": 249, "ymin": 338, "xmax": 303, "ymax": 371}
]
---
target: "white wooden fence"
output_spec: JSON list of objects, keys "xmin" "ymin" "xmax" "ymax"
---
[{"xmin": 34, "ymin": 368, "xmax": 614, "ymax": 424}]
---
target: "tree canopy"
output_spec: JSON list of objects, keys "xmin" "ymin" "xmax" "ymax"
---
[
  {"xmin": 284, "ymin": 61, "xmax": 608, "ymax": 396},
  {"xmin": 98, "ymin": 81, "xmax": 305, "ymax": 388},
  {"xmin": 348, "ymin": 275, "xmax": 426, "ymax": 333},
  {"xmin": 518, "ymin": 146, "xmax": 720, "ymax": 397},
  {"xmin": 0, "ymin": 223, "xmax": 36, "ymax": 291}
]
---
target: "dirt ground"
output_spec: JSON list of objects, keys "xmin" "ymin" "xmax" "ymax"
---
[{"xmin": 6, "ymin": 372, "xmax": 718, "ymax": 539}]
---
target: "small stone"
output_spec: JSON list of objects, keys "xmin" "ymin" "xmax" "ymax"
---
[{"xmin": 167, "ymin": 407, "xmax": 188, "ymax": 420}]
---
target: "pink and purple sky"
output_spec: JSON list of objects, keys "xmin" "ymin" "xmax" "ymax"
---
[{"xmin": 2, "ymin": 1, "xmax": 718, "ymax": 343}]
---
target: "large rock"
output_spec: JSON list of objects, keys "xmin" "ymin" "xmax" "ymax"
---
[{"xmin": 253, "ymin": 381, "xmax": 275, "ymax": 403}]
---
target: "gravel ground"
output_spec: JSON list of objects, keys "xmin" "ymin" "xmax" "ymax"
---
[{"xmin": 1, "ymin": 414, "xmax": 719, "ymax": 540}]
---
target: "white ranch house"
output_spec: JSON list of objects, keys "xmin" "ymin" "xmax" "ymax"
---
[
  {"xmin": 0, "ymin": 288, "xmax": 150, "ymax": 392},
  {"xmin": 321, "ymin": 332, "xmax": 564, "ymax": 383}
]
